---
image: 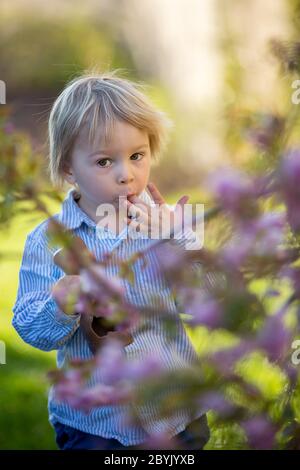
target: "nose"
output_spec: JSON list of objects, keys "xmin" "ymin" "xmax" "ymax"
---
[{"xmin": 117, "ymin": 163, "xmax": 134, "ymax": 185}]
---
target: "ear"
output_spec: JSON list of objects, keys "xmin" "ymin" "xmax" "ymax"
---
[{"xmin": 62, "ymin": 161, "xmax": 76, "ymax": 185}]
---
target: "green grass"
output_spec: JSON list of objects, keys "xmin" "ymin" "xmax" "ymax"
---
[
  {"xmin": 0, "ymin": 337, "xmax": 56, "ymax": 449},
  {"xmin": 0, "ymin": 205, "xmax": 58, "ymax": 450}
]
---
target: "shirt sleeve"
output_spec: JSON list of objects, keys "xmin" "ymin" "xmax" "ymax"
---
[{"xmin": 12, "ymin": 234, "xmax": 81, "ymax": 352}]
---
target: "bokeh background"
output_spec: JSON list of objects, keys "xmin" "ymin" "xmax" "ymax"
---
[{"xmin": 0, "ymin": 0, "xmax": 299, "ymax": 449}]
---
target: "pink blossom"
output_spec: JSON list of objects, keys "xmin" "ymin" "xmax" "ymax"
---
[
  {"xmin": 197, "ymin": 392, "xmax": 236, "ymax": 417},
  {"xmin": 125, "ymin": 354, "xmax": 164, "ymax": 380},
  {"xmin": 280, "ymin": 149, "xmax": 300, "ymax": 231},
  {"xmin": 241, "ymin": 416, "xmax": 277, "ymax": 449},
  {"xmin": 207, "ymin": 168, "xmax": 257, "ymax": 220},
  {"xmin": 79, "ymin": 264, "xmax": 130, "ymax": 321},
  {"xmin": 52, "ymin": 337, "xmax": 168, "ymax": 412},
  {"xmin": 245, "ymin": 114, "xmax": 284, "ymax": 151},
  {"xmin": 210, "ymin": 341, "xmax": 254, "ymax": 373},
  {"xmin": 80, "ymin": 264, "xmax": 125, "ymax": 300},
  {"xmin": 153, "ymin": 242, "xmax": 188, "ymax": 272},
  {"xmin": 94, "ymin": 339, "xmax": 126, "ymax": 385},
  {"xmin": 250, "ymin": 212, "xmax": 286, "ymax": 255},
  {"xmin": 178, "ymin": 287, "xmax": 223, "ymax": 329},
  {"xmin": 54, "ymin": 369, "xmax": 85, "ymax": 408},
  {"xmin": 73, "ymin": 383, "xmax": 133, "ymax": 413},
  {"xmin": 221, "ymin": 212, "xmax": 286, "ymax": 269},
  {"xmin": 221, "ymin": 235, "xmax": 253, "ymax": 269},
  {"xmin": 95, "ymin": 339, "xmax": 164, "ymax": 384},
  {"xmin": 258, "ymin": 309, "xmax": 292, "ymax": 362}
]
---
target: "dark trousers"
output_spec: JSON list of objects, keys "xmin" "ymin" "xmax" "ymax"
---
[{"xmin": 54, "ymin": 414, "xmax": 210, "ymax": 450}]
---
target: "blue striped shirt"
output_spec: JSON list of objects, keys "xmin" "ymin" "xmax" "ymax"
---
[{"xmin": 12, "ymin": 188, "xmax": 205, "ymax": 446}]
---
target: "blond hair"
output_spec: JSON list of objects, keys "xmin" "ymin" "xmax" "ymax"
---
[{"xmin": 47, "ymin": 69, "xmax": 173, "ymax": 189}]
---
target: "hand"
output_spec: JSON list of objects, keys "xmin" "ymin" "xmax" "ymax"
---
[
  {"xmin": 51, "ymin": 275, "xmax": 82, "ymax": 315},
  {"xmin": 123, "ymin": 182, "xmax": 189, "ymax": 239}
]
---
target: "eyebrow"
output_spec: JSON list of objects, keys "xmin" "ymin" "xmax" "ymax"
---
[{"xmin": 88, "ymin": 144, "xmax": 149, "ymax": 159}]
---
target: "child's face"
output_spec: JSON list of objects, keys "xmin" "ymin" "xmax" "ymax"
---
[{"xmin": 64, "ymin": 120, "xmax": 151, "ymax": 214}]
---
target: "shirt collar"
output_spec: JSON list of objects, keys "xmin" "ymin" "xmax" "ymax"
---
[
  {"xmin": 56, "ymin": 188, "xmax": 94, "ymax": 230},
  {"xmin": 57, "ymin": 187, "xmax": 156, "ymax": 231}
]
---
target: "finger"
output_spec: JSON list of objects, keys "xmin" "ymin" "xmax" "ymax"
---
[
  {"xmin": 119, "ymin": 195, "xmax": 148, "ymax": 214},
  {"xmin": 147, "ymin": 182, "xmax": 165, "ymax": 206},
  {"xmin": 127, "ymin": 194, "xmax": 148, "ymax": 210},
  {"xmin": 127, "ymin": 202, "xmax": 148, "ymax": 221},
  {"xmin": 124, "ymin": 217, "xmax": 147, "ymax": 233},
  {"xmin": 121, "ymin": 198, "xmax": 138, "ymax": 215},
  {"xmin": 175, "ymin": 195, "xmax": 189, "ymax": 208},
  {"xmin": 123, "ymin": 206, "xmax": 148, "ymax": 225}
]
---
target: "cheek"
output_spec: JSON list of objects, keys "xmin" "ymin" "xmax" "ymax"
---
[
  {"xmin": 138, "ymin": 159, "xmax": 151, "ymax": 178},
  {"xmin": 75, "ymin": 162, "xmax": 98, "ymax": 180},
  {"xmin": 71, "ymin": 157, "xmax": 86, "ymax": 175}
]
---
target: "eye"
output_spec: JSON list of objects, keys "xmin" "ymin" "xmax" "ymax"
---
[
  {"xmin": 96, "ymin": 158, "xmax": 112, "ymax": 167},
  {"xmin": 130, "ymin": 153, "xmax": 144, "ymax": 161}
]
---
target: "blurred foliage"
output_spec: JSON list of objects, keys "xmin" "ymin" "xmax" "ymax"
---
[{"xmin": 0, "ymin": 15, "xmax": 135, "ymax": 94}]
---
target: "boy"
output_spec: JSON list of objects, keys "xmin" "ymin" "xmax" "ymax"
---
[{"xmin": 12, "ymin": 70, "xmax": 210, "ymax": 450}]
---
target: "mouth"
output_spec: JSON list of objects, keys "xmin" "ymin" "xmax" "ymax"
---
[{"xmin": 114, "ymin": 193, "xmax": 136, "ymax": 205}]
